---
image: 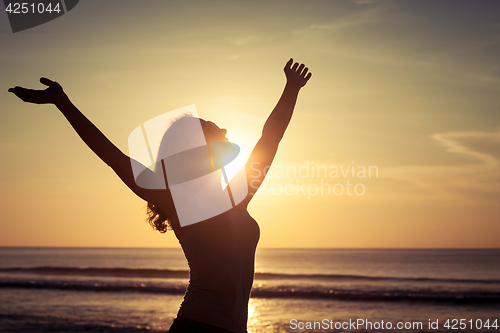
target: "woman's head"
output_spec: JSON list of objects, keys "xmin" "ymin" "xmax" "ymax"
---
[
  {"xmin": 146, "ymin": 115, "xmax": 231, "ymax": 233},
  {"xmin": 200, "ymin": 120, "xmax": 229, "ymax": 143},
  {"xmin": 155, "ymin": 116, "xmax": 228, "ymax": 160}
]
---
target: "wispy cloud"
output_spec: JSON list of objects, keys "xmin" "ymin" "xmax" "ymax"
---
[
  {"xmin": 232, "ymin": 35, "xmax": 261, "ymax": 46},
  {"xmin": 353, "ymin": 0, "xmax": 375, "ymax": 4},
  {"xmin": 432, "ymin": 130, "xmax": 500, "ymax": 167},
  {"xmin": 226, "ymin": 54, "xmax": 241, "ymax": 61},
  {"xmin": 294, "ymin": 5, "xmax": 384, "ymax": 34},
  {"xmin": 383, "ymin": 128, "xmax": 500, "ymax": 205}
]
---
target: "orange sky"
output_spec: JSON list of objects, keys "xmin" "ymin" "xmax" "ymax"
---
[{"xmin": 0, "ymin": 0, "xmax": 499, "ymax": 248}]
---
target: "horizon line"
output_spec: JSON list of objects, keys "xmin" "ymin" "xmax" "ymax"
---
[{"xmin": 0, "ymin": 246, "xmax": 499, "ymax": 250}]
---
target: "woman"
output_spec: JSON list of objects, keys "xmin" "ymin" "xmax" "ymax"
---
[{"xmin": 9, "ymin": 58, "xmax": 311, "ymax": 333}]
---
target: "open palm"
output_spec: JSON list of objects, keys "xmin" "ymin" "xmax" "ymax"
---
[{"xmin": 9, "ymin": 77, "xmax": 65, "ymax": 105}]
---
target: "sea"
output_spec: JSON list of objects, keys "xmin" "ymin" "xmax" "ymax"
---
[{"xmin": 0, "ymin": 248, "xmax": 498, "ymax": 333}]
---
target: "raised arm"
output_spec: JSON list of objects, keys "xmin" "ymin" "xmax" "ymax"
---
[
  {"xmin": 245, "ymin": 59, "xmax": 311, "ymax": 199},
  {"xmin": 8, "ymin": 78, "xmax": 169, "ymax": 208}
]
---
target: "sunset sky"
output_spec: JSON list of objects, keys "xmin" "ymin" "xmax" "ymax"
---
[{"xmin": 0, "ymin": 0, "xmax": 499, "ymax": 248}]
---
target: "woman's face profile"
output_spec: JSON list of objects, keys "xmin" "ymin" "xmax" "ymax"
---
[
  {"xmin": 200, "ymin": 120, "xmax": 238, "ymax": 171},
  {"xmin": 201, "ymin": 120, "xmax": 229, "ymax": 143}
]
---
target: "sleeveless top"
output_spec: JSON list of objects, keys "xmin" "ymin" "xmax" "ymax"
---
[{"xmin": 176, "ymin": 208, "xmax": 260, "ymax": 333}]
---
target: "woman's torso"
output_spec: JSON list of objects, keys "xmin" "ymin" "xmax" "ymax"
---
[{"xmin": 176, "ymin": 207, "xmax": 260, "ymax": 333}]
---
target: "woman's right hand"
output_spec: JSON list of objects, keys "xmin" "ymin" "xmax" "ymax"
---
[
  {"xmin": 284, "ymin": 58, "xmax": 312, "ymax": 89},
  {"xmin": 9, "ymin": 77, "xmax": 67, "ymax": 105}
]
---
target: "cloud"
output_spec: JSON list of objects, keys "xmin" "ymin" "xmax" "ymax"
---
[
  {"xmin": 295, "ymin": 8, "xmax": 383, "ymax": 34},
  {"xmin": 432, "ymin": 130, "xmax": 500, "ymax": 166},
  {"xmin": 382, "ymin": 128, "xmax": 500, "ymax": 205},
  {"xmin": 232, "ymin": 35, "xmax": 260, "ymax": 46},
  {"xmin": 353, "ymin": 0, "xmax": 375, "ymax": 5},
  {"xmin": 227, "ymin": 54, "xmax": 241, "ymax": 61}
]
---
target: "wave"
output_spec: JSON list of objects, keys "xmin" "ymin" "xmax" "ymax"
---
[
  {"xmin": 0, "ymin": 313, "xmax": 164, "ymax": 333},
  {"xmin": 255, "ymin": 272, "xmax": 500, "ymax": 285},
  {"xmin": 0, "ymin": 267, "xmax": 189, "ymax": 279},
  {"xmin": 0, "ymin": 280, "xmax": 186, "ymax": 295},
  {"xmin": 0, "ymin": 278, "xmax": 499, "ymax": 304},
  {"xmin": 1, "ymin": 266, "xmax": 499, "ymax": 285}
]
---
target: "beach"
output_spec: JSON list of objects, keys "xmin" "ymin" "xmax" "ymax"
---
[{"xmin": 0, "ymin": 248, "xmax": 499, "ymax": 332}]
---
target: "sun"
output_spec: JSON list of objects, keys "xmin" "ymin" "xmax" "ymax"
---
[{"xmin": 221, "ymin": 132, "xmax": 252, "ymax": 188}]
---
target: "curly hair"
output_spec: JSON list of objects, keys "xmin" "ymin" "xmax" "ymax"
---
[{"xmin": 146, "ymin": 202, "xmax": 171, "ymax": 233}]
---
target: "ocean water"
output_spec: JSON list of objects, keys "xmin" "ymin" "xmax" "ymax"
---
[{"xmin": 0, "ymin": 248, "xmax": 499, "ymax": 332}]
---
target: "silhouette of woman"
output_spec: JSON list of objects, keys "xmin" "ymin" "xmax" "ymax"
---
[{"xmin": 9, "ymin": 58, "xmax": 311, "ymax": 333}]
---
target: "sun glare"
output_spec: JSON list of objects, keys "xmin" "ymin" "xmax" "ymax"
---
[{"xmin": 223, "ymin": 132, "xmax": 252, "ymax": 184}]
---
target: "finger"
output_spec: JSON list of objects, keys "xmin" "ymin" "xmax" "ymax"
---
[
  {"xmin": 11, "ymin": 87, "xmax": 30, "ymax": 95},
  {"xmin": 10, "ymin": 90, "xmax": 31, "ymax": 102},
  {"xmin": 9, "ymin": 87, "xmax": 42, "ymax": 103},
  {"xmin": 8, "ymin": 89, "xmax": 20, "ymax": 97},
  {"xmin": 17, "ymin": 87, "xmax": 39, "ymax": 95},
  {"xmin": 305, "ymin": 72, "xmax": 312, "ymax": 81},
  {"xmin": 285, "ymin": 58, "xmax": 293, "ymax": 69},
  {"xmin": 16, "ymin": 91, "xmax": 41, "ymax": 103},
  {"xmin": 40, "ymin": 77, "xmax": 54, "ymax": 86},
  {"xmin": 291, "ymin": 62, "xmax": 299, "ymax": 71},
  {"xmin": 8, "ymin": 87, "xmax": 20, "ymax": 94},
  {"xmin": 9, "ymin": 86, "xmax": 23, "ymax": 92},
  {"xmin": 301, "ymin": 67, "xmax": 309, "ymax": 77},
  {"xmin": 297, "ymin": 64, "xmax": 305, "ymax": 74}
]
